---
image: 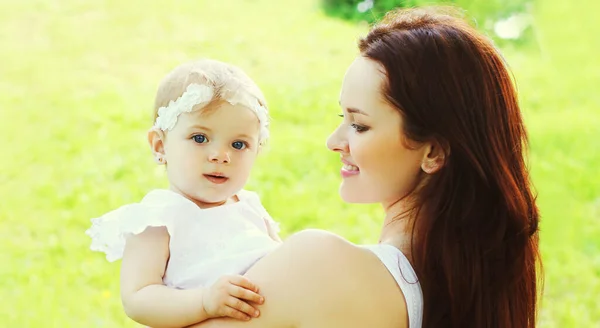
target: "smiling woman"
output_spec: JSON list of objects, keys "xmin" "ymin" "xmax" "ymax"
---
[
  {"xmin": 188, "ymin": 6, "xmax": 541, "ymax": 328},
  {"xmin": 2, "ymin": 0, "xmax": 596, "ymax": 326},
  {"xmin": 329, "ymin": 56, "xmax": 429, "ymax": 205}
]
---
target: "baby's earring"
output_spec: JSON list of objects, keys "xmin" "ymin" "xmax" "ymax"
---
[{"xmin": 156, "ymin": 156, "xmax": 166, "ymax": 165}]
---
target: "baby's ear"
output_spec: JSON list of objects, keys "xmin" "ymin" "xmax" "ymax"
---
[{"xmin": 147, "ymin": 128, "xmax": 166, "ymax": 165}]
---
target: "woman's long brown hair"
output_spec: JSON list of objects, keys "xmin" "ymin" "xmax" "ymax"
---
[{"xmin": 358, "ymin": 7, "xmax": 542, "ymax": 328}]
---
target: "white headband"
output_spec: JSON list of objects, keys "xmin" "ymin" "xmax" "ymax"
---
[{"xmin": 153, "ymin": 83, "xmax": 270, "ymax": 143}]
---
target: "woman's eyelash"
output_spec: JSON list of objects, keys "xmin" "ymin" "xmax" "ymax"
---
[
  {"xmin": 351, "ymin": 123, "xmax": 369, "ymax": 132},
  {"xmin": 339, "ymin": 113, "xmax": 369, "ymax": 132}
]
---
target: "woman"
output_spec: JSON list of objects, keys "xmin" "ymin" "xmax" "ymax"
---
[{"xmin": 191, "ymin": 6, "xmax": 542, "ymax": 328}]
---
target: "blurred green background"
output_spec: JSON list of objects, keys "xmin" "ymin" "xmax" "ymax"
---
[{"xmin": 1, "ymin": 0, "xmax": 598, "ymax": 326}]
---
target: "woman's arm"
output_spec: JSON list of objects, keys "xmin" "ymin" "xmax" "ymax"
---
[
  {"xmin": 120, "ymin": 226, "xmax": 208, "ymax": 328},
  {"xmin": 186, "ymin": 229, "xmax": 409, "ymax": 328}
]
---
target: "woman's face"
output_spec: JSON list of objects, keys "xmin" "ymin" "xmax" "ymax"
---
[{"xmin": 326, "ymin": 56, "xmax": 430, "ymax": 207}]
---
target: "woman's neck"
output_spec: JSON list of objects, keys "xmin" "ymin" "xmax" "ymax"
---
[{"xmin": 379, "ymin": 197, "xmax": 417, "ymax": 260}]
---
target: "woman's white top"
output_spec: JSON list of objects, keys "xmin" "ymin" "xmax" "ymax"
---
[{"xmin": 362, "ymin": 243, "xmax": 423, "ymax": 328}]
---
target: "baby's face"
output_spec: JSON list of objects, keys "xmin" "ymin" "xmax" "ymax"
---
[{"xmin": 163, "ymin": 101, "xmax": 261, "ymax": 207}]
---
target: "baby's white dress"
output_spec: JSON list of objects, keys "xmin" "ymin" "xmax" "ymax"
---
[{"xmin": 86, "ymin": 189, "xmax": 281, "ymax": 289}]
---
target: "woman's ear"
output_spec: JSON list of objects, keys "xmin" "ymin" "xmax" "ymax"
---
[
  {"xmin": 421, "ymin": 139, "xmax": 450, "ymax": 174},
  {"xmin": 147, "ymin": 128, "xmax": 167, "ymax": 165}
]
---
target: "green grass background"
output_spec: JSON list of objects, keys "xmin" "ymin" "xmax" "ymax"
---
[{"xmin": 1, "ymin": 0, "xmax": 598, "ymax": 326}]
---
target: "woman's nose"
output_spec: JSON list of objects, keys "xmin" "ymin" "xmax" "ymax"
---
[{"xmin": 326, "ymin": 125, "xmax": 348, "ymax": 153}]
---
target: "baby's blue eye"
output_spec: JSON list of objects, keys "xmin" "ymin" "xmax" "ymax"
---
[
  {"xmin": 192, "ymin": 135, "xmax": 207, "ymax": 143},
  {"xmin": 232, "ymin": 141, "xmax": 246, "ymax": 150}
]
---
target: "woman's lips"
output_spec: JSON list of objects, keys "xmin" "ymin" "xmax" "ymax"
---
[{"xmin": 340, "ymin": 161, "xmax": 359, "ymax": 178}]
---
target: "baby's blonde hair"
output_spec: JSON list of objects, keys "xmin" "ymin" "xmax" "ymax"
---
[{"xmin": 153, "ymin": 59, "xmax": 269, "ymax": 135}]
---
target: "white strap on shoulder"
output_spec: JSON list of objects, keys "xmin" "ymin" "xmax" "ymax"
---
[{"xmin": 363, "ymin": 244, "xmax": 423, "ymax": 328}]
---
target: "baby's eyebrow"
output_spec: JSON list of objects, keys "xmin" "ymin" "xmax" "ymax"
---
[
  {"xmin": 235, "ymin": 133, "xmax": 255, "ymax": 140},
  {"xmin": 188, "ymin": 124, "xmax": 212, "ymax": 131}
]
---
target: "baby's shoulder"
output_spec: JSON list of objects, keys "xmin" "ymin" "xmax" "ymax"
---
[
  {"xmin": 86, "ymin": 189, "xmax": 198, "ymax": 262},
  {"xmin": 140, "ymin": 189, "xmax": 197, "ymax": 208},
  {"xmin": 236, "ymin": 189, "xmax": 261, "ymax": 201},
  {"xmin": 236, "ymin": 189, "xmax": 270, "ymax": 210}
]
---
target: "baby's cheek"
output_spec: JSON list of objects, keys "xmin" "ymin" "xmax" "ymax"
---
[{"xmin": 238, "ymin": 158, "xmax": 256, "ymax": 177}]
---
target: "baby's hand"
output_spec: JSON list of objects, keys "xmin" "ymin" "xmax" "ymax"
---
[{"xmin": 202, "ymin": 275, "xmax": 264, "ymax": 321}]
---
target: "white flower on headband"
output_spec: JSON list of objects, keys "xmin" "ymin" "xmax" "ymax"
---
[
  {"xmin": 248, "ymin": 99, "xmax": 270, "ymax": 142},
  {"xmin": 153, "ymin": 83, "xmax": 270, "ymax": 143},
  {"xmin": 154, "ymin": 84, "xmax": 214, "ymax": 131}
]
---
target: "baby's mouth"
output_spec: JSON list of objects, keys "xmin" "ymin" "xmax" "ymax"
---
[{"xmin": 203, "ymin": 173, "xmax": 229, "ymax": 184}]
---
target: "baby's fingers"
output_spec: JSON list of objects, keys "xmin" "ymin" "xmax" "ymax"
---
[
  {"xmin": 226, "ymin": 296, "xmax": 260, "ymax": 319},
  {"xmin": 230, "ymin": 284, "xmax": 264, "ymax": 304},
  {"xmin": 222, "ymin": 305, "xmax": 252, "ymax": 321},
  {"xmin": 228, "ymin": 275, "xmax": 260, "ymax": 293}
]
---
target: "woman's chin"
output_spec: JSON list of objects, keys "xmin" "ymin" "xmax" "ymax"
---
[{"xmin": 339, "ymin": 186, "xmax": 373, "ymax": 204}]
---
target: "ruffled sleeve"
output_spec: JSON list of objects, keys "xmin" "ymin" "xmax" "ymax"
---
[{"xmin": 85, "ymin": 193, "xmax": 179, "ymax": 262}]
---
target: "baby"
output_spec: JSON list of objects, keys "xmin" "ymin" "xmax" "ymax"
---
[{"xmin": 86, "ymin": 59, "xmax": 282, "ymax": 327}]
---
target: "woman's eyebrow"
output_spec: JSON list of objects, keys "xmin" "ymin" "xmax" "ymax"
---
[
  {"xmin": 339, "ymin": 101, "xmax": 369, "ymax": 116},
  {"xmin": 347, "ymin": 107, "xmax": 369, "ymax": 116}
]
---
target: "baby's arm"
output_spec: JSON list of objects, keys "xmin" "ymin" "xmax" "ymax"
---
[
  {"xmin": 120, "ymin": 226, "xmax": 206, "ymax": 327},
  {"xmin": 120, "ymin": 226, "xmax": 264, "ymax": 328}
]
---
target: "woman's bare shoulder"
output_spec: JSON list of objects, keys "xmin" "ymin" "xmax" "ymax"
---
[{"xmin": 192, "ymin": 229, "xmax": 408, "ymax": 328}]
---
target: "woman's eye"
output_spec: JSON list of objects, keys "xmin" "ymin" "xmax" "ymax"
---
[
  {"xmin": 351, "ymin": 123, "xmax": 369, "ymax": 133},
  {"xmin": 232, "ymin": 141, "xmax": 247, "ymax": 150},
  {"xmin": 192, "ymin": 135, "xmax": 207, "ymax": 143}
]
